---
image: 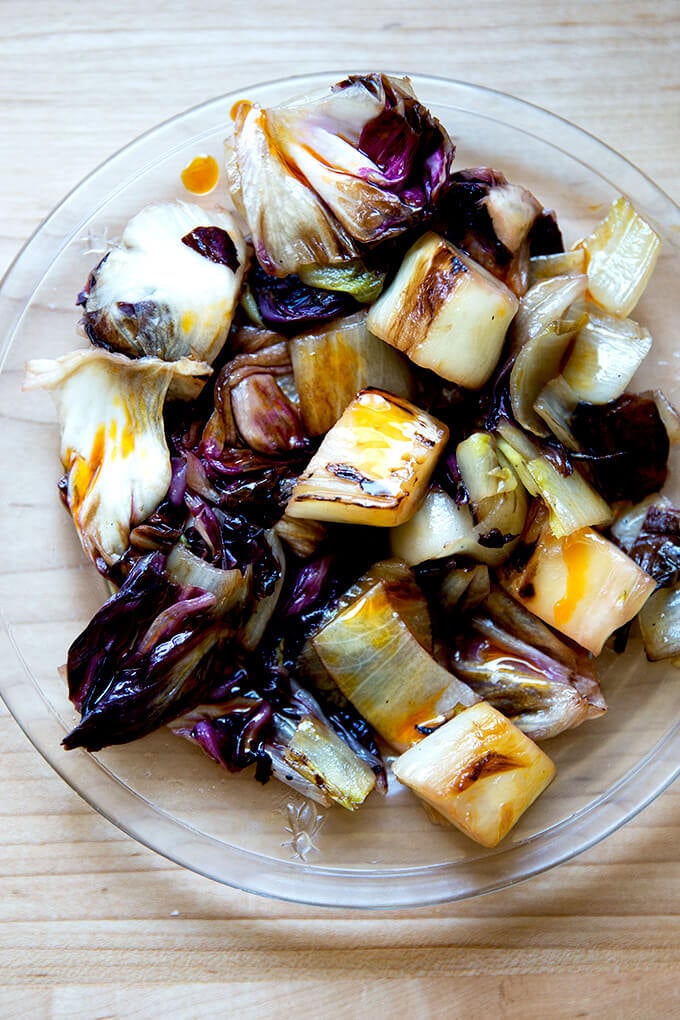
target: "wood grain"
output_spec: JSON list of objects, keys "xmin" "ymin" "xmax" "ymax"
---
[{"xmin": 1, "ymin": 2, "xmax": 679, "ymax": 1017}]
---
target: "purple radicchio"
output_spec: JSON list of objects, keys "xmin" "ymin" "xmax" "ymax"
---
[
  {"xmin": 169, "ymin": 663, "xmax": 383, "ymax": 809},
  {"xmin": 200, "ymin": 325, "xmax": 309, "ymax": 455},
  {"xmin": 62, "ymin": 552, "xmax": 239, "ymax": 751},
  {"xmin": 570, "ymin": 393, "xmax": 670, "ymax": 503},
  {"xmin": 628, "ymin": 504, "xmax": 680, "ymax": 587}
]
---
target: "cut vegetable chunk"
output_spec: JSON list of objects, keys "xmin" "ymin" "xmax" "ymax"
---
[
  {"xmin": 501, "ymin": 525, "xmax": 656, "ymax": 655},
  {"xmin": 312, "ymin": 579, "xmax": 478, "ymax": 752},
  {"xmin": 367, "ymin": 232, "xmax": 518, "ymax": 389},
  {"xmin": 573, "ymin": 197, "xmax": 661, "ymax": 317},
  {"xmin": 390, "ymin": 487, "xmax": 482, "ymax": 565},
  {"xmin": 392, "ymin": 701, "xmax": 556, "ymax": 847},
  {"xmin": 561, "ymin": 308, "xmax": 652, "ymax": 405},
  {"xmin": 289, "ymin": 311, "xmax": 413, "ymax": 436},
  {"xmin": 638, "ymin": 587, "xmax": 680, "ymax": 662},
  {"xmin": 283, "ymin": 715, "xmax": 377, "ymax": 811},
  {"xmin": 286, "ymin": 389, "xmax": 448, "ymax": 526}
]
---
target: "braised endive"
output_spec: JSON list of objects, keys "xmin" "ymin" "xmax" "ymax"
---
[{"xmin": 24, "ymin": 349, "xmax": 209, "ymax": 567}]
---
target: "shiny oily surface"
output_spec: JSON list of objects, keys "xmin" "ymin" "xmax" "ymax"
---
[{"xmin": 0, "ymin": 73, "xmax": 679, "ymax": 908}]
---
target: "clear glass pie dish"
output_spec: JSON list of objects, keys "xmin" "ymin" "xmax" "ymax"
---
[{"xmin": 1, "ymin": 72, "xmax": 678, "ymax": 909}]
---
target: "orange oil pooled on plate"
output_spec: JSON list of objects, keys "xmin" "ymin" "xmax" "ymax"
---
[{"xmin": 181, "ymin": 154, "xmax": 219, "ymax": 195}]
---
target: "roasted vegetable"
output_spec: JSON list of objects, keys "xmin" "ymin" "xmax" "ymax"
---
[
  {"xmin": 391, "ymin": 701, "xmax": 556, "ymax": 847},
  {"xmin": 638, "ymin": 587, "xmax": 680, "ymax": 662},
  {"xmin": 312, "ymin": 576, "xmax": 478, "ymax": 751},
  {"xmin": 500, "ymin": 523, "xmax": 655, "ymax": 655},
  {"xmin": 201, "ymin": 335, "xmax": 307, "ymax": 456},
  {"xmin": 570, "ymin": 393, "xmax": 670, "ymax": 503},
  {"xmin": 24, "ymin": 349, "xmax": 209, "ymax": 568},
  {"xmin": 626, "ymin": 502, "xmax": 680, "ymax": 587},
  {"xmin": 391, "ymin": 437, "xmax": 527, "ymax": 569},
  {"xmin": 247, "ymin": 264, "xmax": 357, "ymax": 333},
  {"xmin": 287, "ymin": 389, "xmax": 448, "ymax": 527},
  {"xmin": 62, "ymin": 552, "xmax": 243, "ymax": 751},
  {"xmin": 171, "ymin": 695, "xmax": 377, "ymax": 811},
  {"xmin": 30, "ymin": 75, "xmax": 675, "ymax": 848},
  {"xmin": 79, "ymin": 202, "xmax": 246, "ymax": 374},
  {"xmin": 225, "ymin": 73, "xmax": 454, "ymax": 276},
  {"xmin": 561, "ymin": 307, "xmax": 652, "ymax": 405},
  {"xmin": 448, "ymin": 594, "xmax": 606, "ymax": 739},
  {"xmin": 495, "ymin": 421, "xmax": 612, "ymax": 539},
  {"xmin": 367, "ymin": 232, "xmax": 519, "ymax": 388},
  {"xmin": 439, "ymin": 167, "xmax": 547, "ymax": 296},
  {"xmin": 390, "ymin": 486, "xmax": 484, "ymax": 565},
  {"xmin": 289, "ymin": 311, "xmax": 413, "ymax": 436},
  {"xmin": 573, "ymin": 196, "xmax": 661, "ymax": 317}
]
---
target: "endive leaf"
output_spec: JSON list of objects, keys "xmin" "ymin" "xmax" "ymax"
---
[{"xmin": 24, "ymin": 348, "xmax": 209, "ymax": 567}]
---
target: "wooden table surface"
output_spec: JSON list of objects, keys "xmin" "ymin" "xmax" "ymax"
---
[{"xmin": 1, "ymin": 3, "xmax": 678, "ymax": 1017}]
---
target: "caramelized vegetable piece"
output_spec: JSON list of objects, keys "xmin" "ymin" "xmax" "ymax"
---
[
  {"xmin": 24, "ymin": 349, "xmax": 209, "ymax": 567},
  {"xmin": 561, "ymin": 308, "xmax": 652, "ymax": 405},
  {"xmin": 286, "ymin": 389, "xmax": 448, "ymax": 526},
  {"xmin": 367, "ymin": 232, "xmax": 518, "ymax": 389},
  {"xmin": 225, "ymin": 73, "xmax": 454, "ymax": 277},
  {"xmin": 283, "ymin": 715, "xmax": 377, "ymax": 810},
  {"xmin": 392, "ymin": 701, "xmax": 556, "ymax": 847},
  {"xmin": 289, "ymin": 311, "xmax": 413, "ymax": 436},
  {"xmin": 573, "ymin": 197, "xmax": 661, "ymax": 317},
  {"xmin": 80, "ymin": 202, "xmax": 246, "ymax": 370},
  {"xmin": 390, "ymin": 486, "xmax": 484, "ymax": 566},
  {"xmin": 500, "ymin": 525, "xmax": 656, "ymax": 655},
  {"xmin": 638, "ymin": 588, "xmax": 680, "ymax": 662},
  {"xmin": 570, "ymin": 393, "xmax": 670, "ymax": 503},
  {"xmin": 312, "ymin": 578, "xmax": 478, "ymax": 752}
]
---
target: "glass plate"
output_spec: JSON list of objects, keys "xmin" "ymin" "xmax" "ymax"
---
[{"xmin": 1, "ymin": 73, "xmax": 678, "ymax": 908}]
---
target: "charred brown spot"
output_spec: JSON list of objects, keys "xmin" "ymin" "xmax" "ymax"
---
[
  {"xmin": 326, "ymin": 463, "xmax": 392, "ymax": 498},
  {"xmin": 454, "ymin": 751, "xmax": 521, "ymax": 792},
  {"xmin": 519, "ymin": 581, "xmax": 535, "ymax": 599},
  {"xmin": 394, "ymin": 246, "xmax": 465, "ymax": 351}
]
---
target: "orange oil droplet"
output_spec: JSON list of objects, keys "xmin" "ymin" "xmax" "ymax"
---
[{"xmin": 181, "ymin": 154, "xmax": 219, "ymax": 195}]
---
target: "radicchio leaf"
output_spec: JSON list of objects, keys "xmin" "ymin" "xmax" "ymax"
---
[
  {"xmin": 629, "ymin": 505, "xmax": 680, "ymax": 587},
  {"xmin": 570, "ymin": 393, "xmax": 670, "ymax": 502},
  {"xmin": 63, "ymin": 552, "xmax": 234, "ymax": 751},
  {"xmin": 248, "ymin": 265, "xmax": 356, "ymax": 333},
  {"xmin": 181, "ymin": 226, "xmax": 240, "ymax": 270},
  {"xmin": 438, "ymin": 167, "xmax": 548, "ymax": 296}
]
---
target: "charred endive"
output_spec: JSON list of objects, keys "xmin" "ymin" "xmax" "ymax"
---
[
  {"xmin": 448, "ymin": 593, "xmax": 606, "ymax": 740},
  {"xmin": 24, "ymin": 349, "xmax": 209, "ymax": 568},
  {"xmin": 170, "ymin": 688, "xmax": 377, "ymax": 811},
  {"xmin": 367, "ymin": 232, "xmax": 519, "ymax": 388},
  {"xmin": 289, "ymin": 311, "xmax": 413, "ymax": 436},
  {"xmin": 392, "ymin": 701, "xmax": 556, "ymax": 848},
  {"xmin": 287, "ymin": 388, "xmax": 448, "ymax": 527},
  {"xmin": 311, "ymin": 569, "xmax": 479, "ymax": 752},
  {"xmin": 79, "ymin": 202, "xmax": 246, "ymax": 380},
  {"xmin": 225, "ymin": 73, "xmax": 454, "ymax": 277}
]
